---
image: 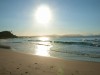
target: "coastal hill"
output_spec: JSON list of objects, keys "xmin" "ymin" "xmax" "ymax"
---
[{"xmin": 0, "ymin": 31, "xmax": 17, "ymax": 39}]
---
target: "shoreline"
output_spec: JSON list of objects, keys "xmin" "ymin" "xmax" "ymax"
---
[
  {"xmin": 0, "ymin": 48, "xmax": 100, "ymax": 75},
  {"xmin": 0, "ymin": 45, "xmax": 100, "ymax": 63}
]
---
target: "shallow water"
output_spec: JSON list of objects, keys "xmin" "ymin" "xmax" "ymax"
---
[{"xmin": 0, "ymin": 37, "xmax": 100, "ymax": 62}]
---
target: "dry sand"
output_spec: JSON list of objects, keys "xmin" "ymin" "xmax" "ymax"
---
[{"xmin": 0, "ymin": 48, "xmax": 100, "ymax": 75}]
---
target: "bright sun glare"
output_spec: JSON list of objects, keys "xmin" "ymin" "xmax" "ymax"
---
[
  {"xmin": 35, "ymin": 5, "xmax": 52, "ymax": 24},
  {"xmin": 39, "ymin": 37, "xmax": 49, "ymax": 41},
  {"xmin": 35, "ymin": 37, "xmax": 52, "ymax": 56},
  {"xmin": 35, "ymin": 45, "xmax": 50, "ymax": 56}
]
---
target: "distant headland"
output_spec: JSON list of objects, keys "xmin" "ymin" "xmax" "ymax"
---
[{"xmin": 0, "ymin": 31, "xmax": 17, "ymax": 39}]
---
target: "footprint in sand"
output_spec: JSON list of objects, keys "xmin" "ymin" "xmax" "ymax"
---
[
  {"xmin": 50, "ymin": 66, "xmax": 54, "ymax": 69},
  {"xmin": 16, "ymin": 67, "xmax": 20, "ymax": 69},
  {"xmin": 19, "ymin": 64, "xmax": 22, "ymax": 65},
  {"xmin": 43, "ymin": 71, "xmax": 45, "ymax": 72},
  {"xmin": 34, "ymin": 62, "xmax": 40, "ymax": 70},
  {"xmin": 75, "ymin": 70, "xmax": 79, "ymax": 74},
  {"xmin": 35, "ymin": 67, "xmax": 40, "ymax": 70},
  {"xmin": 34, "ymin": 63, "xmax": 38, "ymax": 64},
  {"xmin": 9, "ymin": 72, "xmax": 11, "ymax": 75},
  {"xmin": 21, "ymin": 73, "xmax": 23, "ymax": 75},
  {"xmin": 72, "ymin": 73, "xmax": 74, "ymax": 75},
  {"xmin": 57, "ymin": 68, "xmax": 64, "ymax": 75},
  {"xmin": 25, "ymin": 72, "xmax": 28, "ymax": 74}
]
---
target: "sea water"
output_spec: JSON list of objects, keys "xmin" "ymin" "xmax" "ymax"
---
[{"xmin": 0, "ymin": 36, "xmax": 100, "ymax": 62}]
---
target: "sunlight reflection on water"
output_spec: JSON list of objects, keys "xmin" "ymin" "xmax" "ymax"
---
[
  {"xmin": 38, "ymin": 37, "xmax": 50, "ymax": 41},
  {"xmin": 35, "ymin": 37, "xmax": 52, "ymax": 56}
]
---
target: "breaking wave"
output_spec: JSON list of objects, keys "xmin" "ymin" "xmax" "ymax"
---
[
  {"xmin": 50, "ymin": 49, "xmax": 100, "ymax": 58},
  {"xmin": 11, "ymin": 39, "xmax": 100, "ymax": 47},
  {"xmin": 53, "ymin": 41, "xmax": 100, "ymax": 47}
]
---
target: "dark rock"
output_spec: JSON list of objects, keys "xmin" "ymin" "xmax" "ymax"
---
[
  {"xmin": 0, "ymin": 45, "xmax": 11, "ymax": 49},
  {"xmin": 0, "ymin": 31, "xmax": 17, "ymax": 39}
]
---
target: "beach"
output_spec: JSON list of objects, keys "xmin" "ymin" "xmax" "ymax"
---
[{"xmin": 0, "ymin": 48, "xmax": 100, "ymax": 75}]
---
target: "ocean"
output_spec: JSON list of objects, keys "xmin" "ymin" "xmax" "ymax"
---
[{"xmin": 0, "ymin": 36, "xmax": 100, "ymax": 62}]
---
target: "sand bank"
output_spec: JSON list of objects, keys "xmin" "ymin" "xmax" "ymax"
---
[{"xmin": 0, "ymin": 48, "xmax": 100, "ymax": 75}]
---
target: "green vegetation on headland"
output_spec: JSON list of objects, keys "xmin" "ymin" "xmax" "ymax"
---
[{"xmin": 0, "ymin": 31, "xmax": 17, "ymax": 39}]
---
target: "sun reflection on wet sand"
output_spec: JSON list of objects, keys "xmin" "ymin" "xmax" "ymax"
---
[{"xmin": 35, "ymin": 37, "xmax": 52, "ymax": 56}]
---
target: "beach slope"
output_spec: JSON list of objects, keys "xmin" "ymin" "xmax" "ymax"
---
[{"xmin": 0, "ymin": 48, "xmax": 100, "ymax": 75}]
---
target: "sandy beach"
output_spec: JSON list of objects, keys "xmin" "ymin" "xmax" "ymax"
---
[{"xmin": 0, "ymin": 48, "xmax": 100, "ymax": 75}]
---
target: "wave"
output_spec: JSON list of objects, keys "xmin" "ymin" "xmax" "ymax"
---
[
  {"xmin": 83, "ymin": 39, "xmax": 100, "ymax": 42},
  {"xmin": 53, "ymin": 41, "xmax": 100, "ymax": 47},
  {"xmin": 12, "ymin": 42, "xmax": 22, "ymax": 43},
  {"xmin": 10, "ymin": 39, "xmax": 100, "ymax": 47},
  {"xmin": 50, "ymin": 50, "xmax": 100, "ymax": 58}
]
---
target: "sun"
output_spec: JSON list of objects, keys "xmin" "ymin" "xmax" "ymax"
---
[{"xmin": 34, "ymin": 5, "xmax": 52, "ymax": 24}]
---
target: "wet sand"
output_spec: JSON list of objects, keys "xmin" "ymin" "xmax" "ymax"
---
[{"xmin": 0, "ymin": 48, "xmax": 100, "ymax": 75}]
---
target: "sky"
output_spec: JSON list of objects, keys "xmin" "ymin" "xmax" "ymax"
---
[{"xmin": 0, "ymin": 0, "xmax": 100, "ymax": 36}]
